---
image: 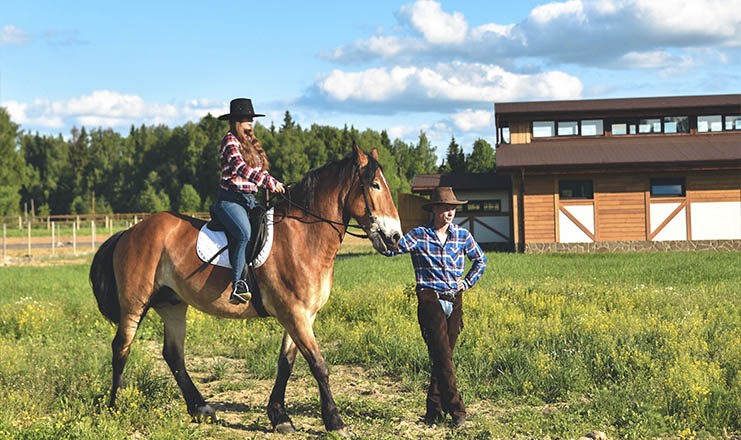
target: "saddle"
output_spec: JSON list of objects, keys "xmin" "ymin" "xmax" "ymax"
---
[{"xmin": 202, "ymin": 204, "xmax": 271, "ymax": 316}]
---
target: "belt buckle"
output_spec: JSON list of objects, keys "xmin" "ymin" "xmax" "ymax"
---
[{"xmin": 438, "ymin": 292, "xmax": 455, "ymax": 302}]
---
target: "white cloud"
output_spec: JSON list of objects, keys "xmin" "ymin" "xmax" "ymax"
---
[
  {"xmin": 313, "ymin": 62, "xmax": 583, "ymax": 111},
  {"xmin": 328, "ymin": 0, "xmax": 741, "ymax": 68},
  {"xmin": 633, "ymin": 0, "xmax": 741, "ymax": 45},
  {"xmin": 398, "ymin": 0, "xmax": 468, "ymax": 44},
  {"xmin": 2, "ymin": 91, "xmax": 226, "ymax": 132},
  {"xmin": 0, "ymin": 25, "xmax": 29, "ymax": 45},
  {"xmin": 529, "ymin": 0, "xmax": 586, "ymax": 24},
  {"xmin": 451, "ymin": 109, "xmax": 493, "ymax": 132},
  {"xmin": 618, "ymin": 50, "xmax": 694, "ymax": 70}
]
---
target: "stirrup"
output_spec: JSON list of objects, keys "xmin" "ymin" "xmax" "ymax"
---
[{"xmin": 229, "ymin": 279, "xmax": 251, "ymax": 304}]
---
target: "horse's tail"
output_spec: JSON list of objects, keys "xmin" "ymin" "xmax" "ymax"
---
[{"xmin": 90, "ymin": 230, "xmax": 126, "ymax": 324}]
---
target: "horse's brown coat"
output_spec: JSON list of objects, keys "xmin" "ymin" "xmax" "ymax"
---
[{"xmin": 91, "ymin": 146, "xmax": 402, "ymax": 434}]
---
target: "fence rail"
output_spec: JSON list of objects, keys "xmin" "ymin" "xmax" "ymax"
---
[{"xmin": 1, "ymin": 212, "xmax": 211, "ymax": 264}]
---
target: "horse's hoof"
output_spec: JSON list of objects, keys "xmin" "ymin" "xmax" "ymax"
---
[
  {"xmin": 191, "ymin": 404, "xmax": 217, "ymax": 423},
  {"xmin": 332, "ymin": 427, "xmax": 350, "ymax": 438},
  {"xmin": 275, "ymin": 421, "xmax": 295, "ymax": 434}
]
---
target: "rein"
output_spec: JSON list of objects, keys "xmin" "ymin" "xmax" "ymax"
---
[{"xmin": 269, "ymin": 161, "xmax": 380, "ymax": 239}]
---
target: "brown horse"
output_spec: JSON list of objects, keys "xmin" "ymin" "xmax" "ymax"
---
[{"xmin": 90, "ymin": 145, "xmax": 402, "ymax": 434}]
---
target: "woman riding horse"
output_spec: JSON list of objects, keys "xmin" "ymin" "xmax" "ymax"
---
[{"xmin": 90, "ymin": 145, "xmax": 402, "ymax": 435}]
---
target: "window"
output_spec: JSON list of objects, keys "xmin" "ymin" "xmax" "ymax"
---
[
  {"xmin": 500, "ymin": 126, "xmax": 511, "ymax": 143},
  {"xmin": 698, "ymin": 115, "xmax": 723, "ymax": 132},
  {"xmin": 725, "ymin": 115, "xmax": 741, "ymax": 131},
  {"xmin": 559, "ymin": 180, "xmax": 594, "ymax": 199},
  {"xmin": 663, "ymin": 116, "xmax": 689, "ymax": 134},
  {"xmin": 581, "ymin": 119, "xmax": 604, "ymax": 136},
  {"xmin": 460, "ymin": 199, "xmax": 502, "ymax": 214},
  {"xmin": 558, "ymin": 121, "xmax": 579, "ymax": 136},
  {"xmin": 533, "ymin": 121, "xmax": 555, "ymax": 137},
  {"xmin": 611, "ymin": 122, "xmax": 637, "ymax": 135},
  {"xmin": 638, "ymin": 118, "xmax": 661, "ymax": 134},
  {"xmin": 651, "ymin": 177, "xmax": 685, "ymax": 197}
]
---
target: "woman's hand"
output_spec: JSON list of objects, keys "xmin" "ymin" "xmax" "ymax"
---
[{"xmin": 273, "ymin": 182, "xmax": 286, "ymax": 193}]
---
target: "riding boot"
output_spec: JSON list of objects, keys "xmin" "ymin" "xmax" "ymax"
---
[{"xmin": 229, "ymin": 279, "xmax": 251, "ymax": 304}]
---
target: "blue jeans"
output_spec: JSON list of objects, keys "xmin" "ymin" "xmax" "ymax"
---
[{"xmin": 212, "ymin": 190, "xmax": 256, "ymax": 284}]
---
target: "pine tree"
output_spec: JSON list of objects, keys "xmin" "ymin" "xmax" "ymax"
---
[
  {"xmin": 440, "ymin": 136, "xmax": 465, "ymax": 173},
  {"xmin": 0, "ymin": 108, "xmax": 24, "ymax": 215}
]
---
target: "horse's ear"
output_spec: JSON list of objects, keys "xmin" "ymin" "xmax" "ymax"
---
[
  {"xmin": 370, "ymin": 148, "xmax": 379, "ymax": 160},
  {"xmin": 353, "ymin": 144, "xmax": 368, "ymax": 167}
]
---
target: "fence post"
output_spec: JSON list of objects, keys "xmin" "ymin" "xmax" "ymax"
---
[
  {"xmin": 91, "ymin": 221, "xmax": 96, "ymax": 251},
  {"xmin": 27, "ymin": 220, "xmax": 32, "ymax": 258},
  {"xmin": 73, "ymin": 223, "xmax": 77, "ymax": 256},
  {"xmin": 18, "ymin": 216, "xmax": 22, "ymax": 230},
  {"xmin": 51, "ymin": 221, "xmax": 55, "ymax": 256}
]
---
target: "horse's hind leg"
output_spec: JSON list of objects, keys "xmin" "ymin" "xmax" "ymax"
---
[
  {"xmin": 267, "ymin": 331, "xmax": 299, "ymax": 433},
  {"xmin": 154, "ymin": 302, "xmax": 216, "ymax": 422},
  {"xmin": 109, "ymin": 314, "xmax": 141, "ymax": 408}
]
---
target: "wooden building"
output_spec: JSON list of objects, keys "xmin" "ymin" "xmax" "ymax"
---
[
  {"xmin": 495, "ymin": 94, "xmax": 741, "ymax": 252},
  {"xmin": 406, "ymin": 173, "xmax": 513, "ymax": 250}
]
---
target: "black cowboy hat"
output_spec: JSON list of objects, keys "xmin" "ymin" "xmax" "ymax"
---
[
  {"xmin": 218, "ymin": 98, "xmax": 265, "ymax": 120},
  {"xmin": 422, "ymin": 186, "xmax": 468, "ymax": 211}
]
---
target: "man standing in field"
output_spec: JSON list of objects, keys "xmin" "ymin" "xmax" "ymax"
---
[{"xmin": 383, "ymin": 186, "xmax": 487, "ymax": 428}]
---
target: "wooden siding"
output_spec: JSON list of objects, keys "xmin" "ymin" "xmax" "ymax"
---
[
  {"xmin": 509, "ymin": 121, "xmax": 531, "ymax": 144},
  {"xmin": 595, "ymin": 175, "xmax": 647, "ymax": 241},
  {"xmin": 523, "ymin": 175, "xmax": 555, "ymax": 242},
  {"xmin": 522, "ymin": 170, "xmax": 740, "ymax": 244},
  {"xmin": 687, "ymin": 171, "xmax": 741, "ymax": 202},
  {"xmin": 397, "ymin": 192, "xmax": 429, "ymax": 233}
]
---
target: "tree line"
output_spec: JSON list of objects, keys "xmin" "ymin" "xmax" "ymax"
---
[{"xmin": 0, "ymin": 108, "xmax": 495, "ymax": 216}]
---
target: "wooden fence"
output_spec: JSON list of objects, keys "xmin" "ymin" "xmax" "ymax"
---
[{"xmin": 1, "ymin": 212, "xmax": 210, "ymax": 264}]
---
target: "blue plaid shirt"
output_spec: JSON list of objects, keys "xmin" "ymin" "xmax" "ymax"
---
[{"xmin": 385, "ymin": 222, "xmax": 487, "ymax": 294}]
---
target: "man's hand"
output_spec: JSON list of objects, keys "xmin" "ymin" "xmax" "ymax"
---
[{"xmin": 456, "ymin": 280, "xmax": 466, "ymax": 292}]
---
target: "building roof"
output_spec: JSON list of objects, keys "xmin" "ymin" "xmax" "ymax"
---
[
  {"xmin": 495, "ymin": 94, "xmax": 741, "ymax": 119},
  {"xmin": 411, "ymin": 172, "xmax": 511, "ymax": 192},
  {"xmin": 496, "ymin": 133, "xmax": 741, "ymax": 170}
]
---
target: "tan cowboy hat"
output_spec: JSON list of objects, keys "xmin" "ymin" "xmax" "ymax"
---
[{"xmin": 422, "ymin": 187, "xmax": 468, "ymax": 211}]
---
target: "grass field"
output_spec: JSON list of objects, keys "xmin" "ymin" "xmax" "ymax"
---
[{"xmin": 0, "ymin": 248, "xmax": 739, "ymax": 439}]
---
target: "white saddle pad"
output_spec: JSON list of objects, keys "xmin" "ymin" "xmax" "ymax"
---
[{"xmin": 196, "ymin": 208, "xmax": 274, "ymax": 269}]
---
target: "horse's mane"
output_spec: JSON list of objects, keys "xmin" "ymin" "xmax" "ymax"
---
[{"xmin": 275, "ymin": 150, "xmax": 381, "ymax": 213}]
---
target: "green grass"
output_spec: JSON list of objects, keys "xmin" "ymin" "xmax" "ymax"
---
[{"xmin": 0, "ymin": 250, "xmax": 739, "ymax": 439}]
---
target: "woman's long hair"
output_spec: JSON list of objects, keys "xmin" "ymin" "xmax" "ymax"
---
[{"xmin": 230, "ymin": 120, "xmax": 270, "ymax": 171}]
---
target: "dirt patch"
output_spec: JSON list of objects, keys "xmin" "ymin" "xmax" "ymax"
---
[{"xmin": 139, "ymin": 342, "xmax": 498, "ymax": 439}]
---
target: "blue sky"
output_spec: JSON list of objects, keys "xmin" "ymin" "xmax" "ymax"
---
[{"xmin": 2, "ymin": 0, "xmax": 740, "ymax": 161}]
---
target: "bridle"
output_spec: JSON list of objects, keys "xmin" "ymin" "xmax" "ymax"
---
[{"xmin": 270, "ymin": 157, "xmax": 381, "ymax": 239}]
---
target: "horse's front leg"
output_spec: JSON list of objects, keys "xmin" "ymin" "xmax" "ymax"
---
[
  {"xmin": 285, "ymin": 317, "xmax": 346, "ymax": 434},
  {"xmin": 267, "ymin": 331, "xmax": 298, "ymax": 433}
]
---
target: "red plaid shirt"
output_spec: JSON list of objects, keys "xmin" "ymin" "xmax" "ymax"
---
[{"xmin": 219, "ymin": 131, "xmax": 279, "ymax": 193}]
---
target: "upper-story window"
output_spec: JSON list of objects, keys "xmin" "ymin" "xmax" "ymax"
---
[
  {"xmin": 638, "ymin": 118, "xmax": 662, "ymax": 134},
  {"xmin": 558, "ymin": 121, "xmax": 579, "ymax": 136},
  {"xmin": 698, "ymin": 115, "xmax": 723, "ymax": 132},
  {"xmin": 611, "ymin": 122, "xmax": 637, "ymax": 135},
  {"xmin": 498, "ymin": 125, "xmax": 511, "ymax": 144},
  {"xmin": 533, "ymin": 121, "xmax": 555, "ymax": 138},
  {"xmin": 724, "ymin": 115, "xmax": 741, "ymax": 131},
  {"xmin": 663, "ymin": 116, "xmax": 690, "ymax": 133},
  {"xmin": 533, "ymin": 120, "xmax": 605, "ymax": 138},
  {"xmin": 581, "ymin": 120, "xmax": 604, "ymax": 136}
]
